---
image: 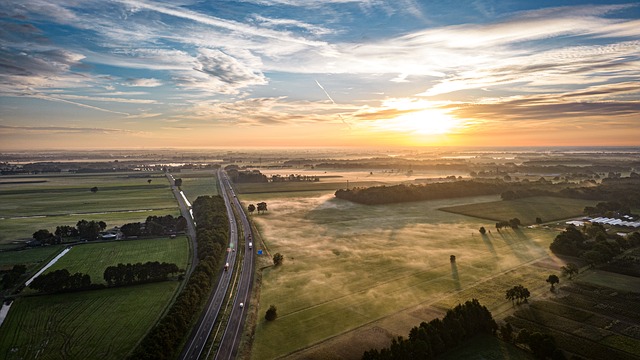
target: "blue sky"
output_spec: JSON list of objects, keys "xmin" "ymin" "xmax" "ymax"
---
[{"xmin": 1, "ymin": 0, "xmax": 639, "ymax": 149}]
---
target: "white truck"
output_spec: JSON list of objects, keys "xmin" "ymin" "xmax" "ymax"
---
[
  {"xmin": 248, "ymin": 242, "xmax": 252, "ymax": 249},
  {"xmin": 224, "ymin": 262, "xmax": 229, "ymax": 271}
]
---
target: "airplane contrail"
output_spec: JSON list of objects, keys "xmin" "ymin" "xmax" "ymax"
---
[{"xmin": 315, "ymin": 80, "xmax": 351, "ymax": 129}]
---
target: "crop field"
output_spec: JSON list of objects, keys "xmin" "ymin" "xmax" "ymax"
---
[
  {"xmin": 245, "ymin": 190, "xmax": 567, "ymax": 359},
  {"xmin": 42, "ymin": 236, "xmax": 190, "ymax": 285},
  {"xmin": 506, "ymin": 281, "xmax": 640, "ymax": 360},
  {"xmin": 440, "ymin": 196, "xmax": 598, "ymax": 225},
  {"xmin": 0, "ymin": 173, "xmax": 178, "ymax": 244},
  {"xmin": 0, "ymin": 281, "xmax": 179, "ymax": 360}
]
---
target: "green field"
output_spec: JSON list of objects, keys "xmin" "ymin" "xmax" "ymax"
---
[
  {"xmin": 440, "ymin": 196, "xmax": 599, "ymax": 225},
  {"xmin": 177, "ymin": 171, "xmax": 219, "ymax": 201},
  {"xmin": 0, "ymin": 173, "xmax": 178, "ymax": 244},
  {"xmin": 247, "ymin": 192, "xmax": 567, "ymax": 359},
  {"xmin": 0, "ymin": 281, "xmax": 179, "ymax": 360},
  {"xmin": 0, "ymin": 246, "xmax": 63, "ymax": 269},
  {"xmin": 44, "ymin": 236, "xmax": 190, "ymax": 285}
]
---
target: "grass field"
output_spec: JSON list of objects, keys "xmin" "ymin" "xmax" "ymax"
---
[
  {"xmin": 0, "ymin": 246, "xmax": 63, "ymax": 269},
  {"xmin": 43, "ymin": 236, "xmax": 190, "ymax": 285},
  {"xmin": 0, "ymin": 281, "xmax": 179, "ymax": 360},
  {"xmin": 439, "ymin": 196, "xmax": 599, "ymax": 225},
  {"xmin": 177, "ymin": 171, "xmax": 219, "ymax": 201},
  {"xmin": 0, "ymin": 173, "xmax": 178, "ymax": 244},
  {"xmin": 246, "ymin": 190, "xmax": 570, "ymax": 359}
]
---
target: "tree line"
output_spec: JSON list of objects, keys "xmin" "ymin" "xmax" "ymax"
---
[
  {"xmin": 550, "ymin": 225, "xmax": 640, "ymax": 265},
  {"xmin": 335, "ymin": 181, "xmax": 506, "ymax": 205},
  {"xmin": 103, "ymin": 262, "xmax": 181, "ymax": 286},
  {"xmin": 128, "ymin": 195, "xmax": 229, "ymax": 360},
  {"xmin": 31, "ymin": 220, "xmax": 107, "ymax": 245},
  {"xmin": 362, "ymin": 299, "xmax": 497, "ymax": 359},
  {"xmin": 29, "ymin": 269, "xmax": 93, "ymax": 293},
  {"xmin": 120, "ymin": 215, "xmax": 187, "ymax": 238}
]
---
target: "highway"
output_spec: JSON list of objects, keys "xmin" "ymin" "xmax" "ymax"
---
[
  {"xmin": 214, "ymin": 171, "xmax": 255, "ymax": 360},
  {"xmin": 179, "ymin": 169, "xmax": 241, "ymax": 360}
]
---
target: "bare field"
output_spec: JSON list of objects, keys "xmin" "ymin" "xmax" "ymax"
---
[
  {"xmin": 440, "ymin": 196, "xmax": 599, "ymax": 225},
  {"xmin": 246, "ymin": 190, "xmax": 566, "ymax": 359}
]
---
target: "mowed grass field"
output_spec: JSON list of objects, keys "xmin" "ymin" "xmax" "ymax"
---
[
  {"xmin": 440, "ymin": 196, "xmax": 598, "ymax": 225},
  {"xmin": 0, "ymin": 281, "xmax": 179, "ymax": 360},
  {"xmin": 44, "ymin": 236, "xmax": 190, "ymax": 285},
  {"xmin": 0, "ymin": 172, "xmax": 178, "ymax": 244},
  {"xmin": 246, "ymin": 191, "xmax": 572, "ymax": 359},
  {"xmin": 176, "ymin": 170, "xmax": 219, "ymax": 201}
]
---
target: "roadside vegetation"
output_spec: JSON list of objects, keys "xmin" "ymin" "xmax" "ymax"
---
[{"xmin": 128, "ymin": 195, "xmax": 229, "ymax": 360}]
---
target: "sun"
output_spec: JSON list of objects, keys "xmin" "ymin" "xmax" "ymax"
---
[
  {"xmin": 390, "ymin": 109, "xmax": 458, "ymax": 135},
  {"xmin": 372, "ymin": 108, "xmax": 459, "ymax": 136}
]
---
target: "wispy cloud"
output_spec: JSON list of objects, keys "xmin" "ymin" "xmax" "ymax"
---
[{"xmin": 123, "ymin": 78, "xmax": 163, "ymax": 87}]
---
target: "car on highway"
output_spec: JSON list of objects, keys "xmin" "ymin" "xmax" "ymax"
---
[{"xmin": 239, "ymin": 302, "xmax": 244, "ymax": 308}]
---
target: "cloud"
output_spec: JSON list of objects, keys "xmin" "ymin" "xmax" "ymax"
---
[
  {"xmin": 444, "ymin": 82, "xmax": 640, "ymax": 129},
  {"xmin": 123, "ymin": 78, "xmax": 163, "ymax": 87},
  {"xmin": 177, "ymin": 96, "xmax": 355, "ymax": 126},
  {"xmin": 0, "ymin": 124, "xmax": 135, "ymax": 135}
]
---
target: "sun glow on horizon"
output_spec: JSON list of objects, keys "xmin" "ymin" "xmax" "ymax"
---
[{"xmin": 368, "ymin": 99, "xmax": 461, "ymax": 140}]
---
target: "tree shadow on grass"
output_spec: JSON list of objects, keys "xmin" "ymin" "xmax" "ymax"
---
[{"xmin": 450, "ymin": 261, "xmax": 461, "ymax": 291}]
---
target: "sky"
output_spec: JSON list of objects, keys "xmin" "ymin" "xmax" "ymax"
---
[{"xmin": 1, "ymin": 0, "xmax": 639, "ymax": 150}]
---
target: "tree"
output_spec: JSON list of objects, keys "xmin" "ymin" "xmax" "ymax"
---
[
  {"xmin": 257, "ymin": 202, "xmax": 268, "ymax": 214},
  {"xmin": 248, "ymin": 204, "xmax": 256, "ymax": 215},
  {"xmin": 174, "ymin": 178, "xmax": 182, "ymax": 187},
  {"xmin": 500, "ymin": 323, "xmax": 514, "ymax": 342},
  {"xmin": 90, "ymin": 186, "xmax": 98, "ymax": 193},
  {"xmin": 273, "ymin": 252, "xmax": 284, "ymax": 266},
  {"xmin": 536, "ymin": 217, "xmax": 543, "ymax": 224},
  {"xmin": 76, "ymin": 219, "xmax": 101, "ymax": 240},
  {"xmin": 148, "ymin": 179, "xmax": 152, "ymax": 184},
  {"xmin": 479, "ymin": 227, "xmax": 486, "ymax": 235},
  {"xmin": 506, "ymin": 285, "xmax": 530, "ymax": 304},
  {"xmin": 561, "ymin": 263, "xmax": 579, "ymax": 279},
  {"xmin": 265, "ymin": 305, "xmax": 278, "ymax": 321},
  {"xmin": 546, "ymin": 274, "xmax": 560, "ymax": 291},
  {"xmin": 33, "ymin": 229, "xmax": 54, "ymax": 244}
]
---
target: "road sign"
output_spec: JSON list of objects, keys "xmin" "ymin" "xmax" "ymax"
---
[{"xmin": 257, "ymin": 250, "xmax": 263, "ymax": 255}]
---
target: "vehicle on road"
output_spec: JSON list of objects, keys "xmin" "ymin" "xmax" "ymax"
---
[
  {"xmin": 225, "ymin": 262, "xmax": 229, "ymax": 271},
  {"xmin": 239, "ymin": 302, "xmax": 244, "ymax": 308},
  {"xmin": 249, "ymin": 242, "xmax": 252, "ymax": 249}
]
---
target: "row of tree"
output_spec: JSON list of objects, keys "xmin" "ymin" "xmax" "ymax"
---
[
  {"xmin": 128, "ymin": 195, "xmax": 229, "ymax": 360},
  {"xmin": 32, "ymin": 220, "xmax": 107, "ymax": 245},
  {"xmin": 335, "ymin": 181, "xmax": 506, "ymax": 205},
  {"xmin": 29, "ymin": 269, "xmax": 92, "ymax": 293},
  {"xmin": 103, "ymin": 262, "xmax": 181, "ymax": 286},
  {"xmin": 120, "ymin": 215, "xmax": 187, "ymax": 238},
  {"xmin": 247, "ymin": 202, "xmax": 268, "ymax": 215},
  {"xmin": 362, "ymin": 299, "xmax": 497, "ymax": 359},
  {"xmin": 495, "ymin": 218, "xmax": 521, "ymax": 230}
]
